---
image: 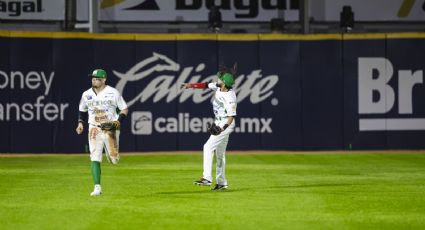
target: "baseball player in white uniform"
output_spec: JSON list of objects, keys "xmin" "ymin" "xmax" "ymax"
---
[
  {"xmin": 76, "ymin": 69, "xmax": 128, "ymax": 196},
  {"xmin": 182, "ymin": 66, "xmax": 237, "ymax": 190}
]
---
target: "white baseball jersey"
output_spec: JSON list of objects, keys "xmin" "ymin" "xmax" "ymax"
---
[
  {"xmin": 208, "ymin": 83, "xmax": 237, "ymax": 122},
  {"xmin": 202, "ymin": 83, "xmax": 237, "ymax": 186},
  {"xmin": 79, "ymin": 85, "xmax": 128, "ymax": 126}
]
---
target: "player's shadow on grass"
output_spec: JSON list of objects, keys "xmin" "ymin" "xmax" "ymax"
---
[
  {"xmin": 155, "ymin": 190, "xmax": 236, "ymax": 195},
  {"xmin": 256, "ymin": 183, "xmax": 369, "ymax": 192},
  {"xmin": 154, "ymin": 183, "xmax": 369, "ymax": 195},
  {"xmin": 274, "ymin": 183, "xmax": 359, "ymax": 189}
]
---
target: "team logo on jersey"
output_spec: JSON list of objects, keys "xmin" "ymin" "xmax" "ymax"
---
[
  {"xmin": 86, "ymin": 95, "xmax": 92, "ymax": 100},
  {"xmin": 104, "ymin": 94, "xmax": 114, "ymax": 99}
]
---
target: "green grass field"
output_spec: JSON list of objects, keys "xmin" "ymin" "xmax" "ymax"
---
[{"xmin": 1, "ymin": 152, "xmax": 425, "ymax": 230}]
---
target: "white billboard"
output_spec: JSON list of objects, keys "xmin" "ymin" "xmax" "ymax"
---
[
  {"xmin": 0, "ymin": 0, "xmax": 65, "ymax": 20},
  {"xmin": 76, "ymin": 0, "xmax": 425, "ymax": 22},
  {"xmin": 76, "ymin": 0, "xmax": 299, "ymax": 22},
  {"xmin": 311, "ymin": 0, "xmax": 425, "ymax": 21},
  {"xmin": 1, "ymin": 0, "xmax": 423, "ymax": 22}
]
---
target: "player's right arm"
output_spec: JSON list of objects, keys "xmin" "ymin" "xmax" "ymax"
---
[
  {"xmin": 181, "ymin": 82, "xmax": 219, "ymax": 90},
  {"xmin": 76, "ymin": 111, "xmax": 87, "ymax": 134},
  {"xmin": 76, "ymin": 93, "xmax": 88, "ymax": 135},
  {"xmin": 76, "ymin": 122, "xmax": 84, "ymax": 135},
  {"xmin": 181, "ymin": 82, "xmax": 208, "ymax": 89}
]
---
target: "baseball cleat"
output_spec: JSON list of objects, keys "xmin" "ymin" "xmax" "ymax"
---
[
  {"xmin": 194, "ymin": 178, "xmax": 212, "ymax": 186},
  {"xmin": 105, "ymin": 151, "xmax": 119, "ymax": 165},
  {"xmin": 109, "ymin": 151, "xmax": 120, "ymax": 165},
  {"xmin": 110, "ymin": 157, "xmax": 119, "ymax": 165},
  {"xmin": 90, "ymin": 185, "xmax": 102, "ymax": 196},
  {"xmin": 211, "ymin": 184, "xmax": 228, "ymax": 190}
]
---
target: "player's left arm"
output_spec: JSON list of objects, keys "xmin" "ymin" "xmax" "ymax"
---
[
  {"xmin": 221, "ymin": 96, "xmax": 237, "ymax": 131},
  {"xmin": 221, "ymin": 116, "xmax": 234, "ymax": 131},
  {"xmin": 120, "ymin": 108, "xmax": 129, "ymax": 116},
  {"xmin": 116, "ymin": 93, "xmax": 129, "ymax": 124}
]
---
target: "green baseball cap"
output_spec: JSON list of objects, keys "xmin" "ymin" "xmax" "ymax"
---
[
  {"xmin": 89, "ymin": 69, "xmax": 107, "ymax": 78},
  {"xmin": 220, "ymin": 73, "xmax": 235, "ymax": 88}
]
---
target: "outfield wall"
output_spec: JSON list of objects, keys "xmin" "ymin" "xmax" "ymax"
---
[{"xmin": 0, "ymin": 31, "xmax": 425, "ymax": 153}]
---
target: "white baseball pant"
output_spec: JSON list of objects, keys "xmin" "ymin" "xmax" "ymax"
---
[
  {"xmin": 202, "ymin": 120, "xmax": 235, "ymax": 185},
  {"xmin": 88, "ymin": 125, "xmax": 120, "ymax": 164}
]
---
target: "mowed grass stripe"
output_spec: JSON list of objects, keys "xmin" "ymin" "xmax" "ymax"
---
[{"xmin": 0, "ymin": 153, "xmax": 424, "ymax": 230}]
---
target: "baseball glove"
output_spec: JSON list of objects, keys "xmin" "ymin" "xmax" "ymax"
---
[
  {"xmin": 208, "ymin": 123, "xmax": 222, "ymax": 136},
  {"xmin": 100, "ymin": 121, "xmax": 120, "ymax": 131}
]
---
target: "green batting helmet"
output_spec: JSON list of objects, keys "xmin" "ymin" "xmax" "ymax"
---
[
  {"xmin": 89, "ymin": 69, "xmax": 107, "ymax": 78},
  {"xmin": 220, "ymin": 73, "xmax": 235, "ymax": 88}
]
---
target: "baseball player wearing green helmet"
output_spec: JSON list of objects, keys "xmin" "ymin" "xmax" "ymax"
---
[
  {"xmin": 181, "ymin": 64, "xmax": 238, "ymax": 190},
  {"xmin": 76, "ymin": 69, "xmax": 129, "ymax": 196}
]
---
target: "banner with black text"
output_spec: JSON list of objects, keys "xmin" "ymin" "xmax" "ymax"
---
[{"xmin": 0, "ymin": 32, "xmax": 424, "ymax": 153}]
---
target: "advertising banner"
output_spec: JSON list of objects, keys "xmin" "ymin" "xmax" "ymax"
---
[
  {"xmin": 1, "ymin": 32, "xmax": 425, "ymax": 153},
  {"xmin": 343, "ymin": 34, "xmax": 425, "ymax": 149},
  {"xmin": 76, "ymin": 0, "xmax": 300, "ymax": 22},
  {"xmin": 76, "ymin": 0, "xmax": 425, "ymax": 22},
  {"xmin": 0, "ymin": 0, "xmax": 65, "ymax": 20},
  {"xmin": 311, "ymin": 0, "xmax": 425, "ymax": 21},
  {"xmin": 1, "ymin": 0, "xmax": 423, "ymax": 22}
]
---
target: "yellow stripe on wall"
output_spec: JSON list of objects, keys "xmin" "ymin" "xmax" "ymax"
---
[
  {"xmin": 1, "ymin": 30, "xmax": 425, "ymax": 41},
  {"xmin": 260, "ymin": 33, "xmax": 307, "ymax": 40},
  {"xmin": 176, "ymin": 33, "xmax": 217, "ymax": 40},
  {"xmin": 9, "ymin": 31, "xmax": 54, "ymax": 39},
  {"xmin": 386, "ymin": 32, "xmax": 425, "ymax": 39},
  {"xmin": 0, "ymin": 30, "xmax": 11, "ymax": 37},
  {"xmin": 218, "ymin": 34, "xmax": 259, "ymax": 41},
  {"xmin": 300, "ymin": 34, "xmax": 342, "ymax": 40},
  {"xmin": 343, "ymin": 33, "xmax": 387, "ymax": 40}
]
